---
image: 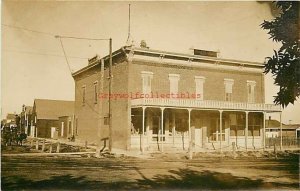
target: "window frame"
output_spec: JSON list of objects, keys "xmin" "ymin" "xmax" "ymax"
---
[
  {"xmin": 141, "ymin": 71, "xmax": 154, "ymax": 94},
  {"xmin": 168, "ymin": 74, "xmax": 180, "ymax": 95},
  {"xmin": 94, "ymin": 81, "xmax": 98, "ymax": 104},
  {"xmin": 224, "ymin": 79, "xmax": 234, "ymax": 102},
  {"xmin": 194, "ymin": 76, "xmax": 206, "ymax": 100},
  {"xmin": 247, "ymin": 80, "xmax": 256, "ymax": 103},
  {"xmin": 82, "ymin": 85, "xmax": 86, "ymax": 106}
]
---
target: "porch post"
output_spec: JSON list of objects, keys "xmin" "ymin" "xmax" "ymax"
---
[
  {"xmin": 146, "ymin": 109, "xmax": 150, "ymax": 150},
  {"xmin": 245, "ymin": 111, "xmax": 249, "ymax": 151},
  {"xmin": 188, "ymin": 109, "xmax": 192, "ymax": 159},
  {"xmin": 160, "ymin": 107, "xmax": 165, "ymax": 152},
  {"xmin": 172, "ymin": 111, "xmax": 175, "ymax": 146},
  {"xmin": 263, "ymin": 112, "xmax": 266, "ymax": 150},
  {"xmin": 280, "ymin": 112, "xmax": 283, "ymax": 150},
  {"xmin": 219, "ymin": 110, "xmax": 223, "ymax": 153},
  {"xmin": 142, "ymin": 106, "xmax": 146, "ymax": 153}
]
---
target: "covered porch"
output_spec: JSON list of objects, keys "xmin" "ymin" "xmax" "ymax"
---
[{"xmin": 130, "ymin": 98, "xmax": 282, "ymax": 153}]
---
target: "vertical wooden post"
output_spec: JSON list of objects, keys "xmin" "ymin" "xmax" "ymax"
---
[
  {"xmin": 49, "ymin": 144, "xmax": 53, "ymax": 153},
  {"xmin": 35, "ymin": 140, "xmax": 39, "ymax": 150},
  {"xmin": 56, "ymin": 142, "xmax": 60, "ymax": 153},
  {"xmin": 232, "ymin": 142, "xmax": 236, "ymax": 159},
  {"xmin": 30, "ymin": 139, "xmax": 34, "ymax": 147},
  {"xmin": 280, "ymin": 112, "xmax": 283, "ymax": 150},
  {"xmin": 141, "ymin": 107, "xmax": 145, "ymax": 153},
  {"xmin": 263, "ymin": 112, "xmax": 266, "ymax": 150},
  {"xmin": 188, "ymin": 109, "xmax": 192, "ymax": 159},
  {"xmin": 97, "ymin": 58, "xmax": 105, "ymax": 153},
  {"xmin": 172, "ymin": 111, "xmax": 175, "ymax": 146},
  {"xmin": 108, "ymin": 38, "xmax": 113, "ymax": 152},
  {"xmin": 42, "ymin": 139, "xmax": 45, "ymax": 152},
  {"xmin": 161, "ymin": 107, "xmax": 165, "ymax": 152},
  {"xmin": 219, "ymin": 110, "xmax": 223, "ymax": 153},
  {"xmin": 146, "ymin": 110, "xmax": 150, "ymax": 150},
  {"xmin": 85, "ymin": 140, "xmax": 88, "ymax": 149},
  {"xmin": 274, "ymin": 142, "xmax": 277, "ymax": 158},
  {"xmin": 245, "ymin": 111, "xmax": 249, "ymax": 151}
]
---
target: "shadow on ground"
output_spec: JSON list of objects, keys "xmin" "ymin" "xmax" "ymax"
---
[{"xmin": 2, "ymin": 168, "xmax": 298, "ymax": 190}]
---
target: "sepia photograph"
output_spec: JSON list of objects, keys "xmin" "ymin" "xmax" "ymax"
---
[{"xmin": 1, "ymin": 0, "xmax": 299, "ymax": 190}]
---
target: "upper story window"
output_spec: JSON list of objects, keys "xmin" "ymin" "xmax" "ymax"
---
[
  {"xmin": 94, "ymin": 81, "xmax": 98, "ymax": 104},
  {"xmin": 247, "ymin": 80, "xmax": 256, "ymax": 103},
  {"xmin": 169, "ymin": 74, "xmax": 180, "ymax": 95},
  {"xmin": 141, "ymin": 71, "xmax": 153, "ymax": 94},
  {"xmin": 195, "ymin": 76, "xmax": 206, "ymax": 100},
  {"xmin": 224, "ymin": 79, "xmax": 234, "ymax": 101},
  {"xmin": 82, "ymin": 85, "xmax": 86, "ymax": 106}
]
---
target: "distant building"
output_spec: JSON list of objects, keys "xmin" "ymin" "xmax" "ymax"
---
[
  {"xmin": 31, "ymin": 99, "xmax": 74, "ymax": 138},
  {"xmin": 58, "ymin": 115, "xmax": 74, "ymax": 139},
  {"xmin": 72, "ymin": 45, "xmax": 281, "ymax": 152},
  {"xmin": 265, "ymin": 119, "xmax": 300, "ymax": 138},
  {"xmin": 20, "ymin": 105, "xmax": 33, "ymax": 135}
]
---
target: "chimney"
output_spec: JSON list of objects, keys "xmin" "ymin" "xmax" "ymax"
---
[
  {"xmin": 191, "ymin": 48, "xmax": 219, "ymax": 57},
  {"xmin": 88, "ymin": 54, "xmax": 100, "ymax": 65}
]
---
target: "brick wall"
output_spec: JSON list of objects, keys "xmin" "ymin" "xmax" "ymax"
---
[
  {"xmin": 74, "ymin": 65, "xmax": 103, "ymax": 145},
  {"xmin": 74, "ymin": 54, "xmax": 265, "ymax": 150},
  {"xmin": 129, "ymin": 60, "xmax": 264, "ymax": 103},
  {"xmin": 74, "ymin": 59, "xmax": 130, "ymax": 150}
]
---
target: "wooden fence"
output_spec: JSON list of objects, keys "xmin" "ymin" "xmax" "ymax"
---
[{"xmin": 266, "ymin": 137, "xmax": 300, "ymax": 148}]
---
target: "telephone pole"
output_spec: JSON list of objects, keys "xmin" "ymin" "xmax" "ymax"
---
[{"xmin": 108, "ymin": 38, "xmax": 113, "ymax": 152}]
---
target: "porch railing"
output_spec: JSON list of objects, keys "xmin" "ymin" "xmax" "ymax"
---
[{"xmin": 131, "ymin": 98, "xmax": 281, "ymax": 112}]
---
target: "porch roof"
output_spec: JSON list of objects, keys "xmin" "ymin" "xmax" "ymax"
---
[{"xmin": 131, "ymin": 98, "xmax": 281, "ymax": 112}]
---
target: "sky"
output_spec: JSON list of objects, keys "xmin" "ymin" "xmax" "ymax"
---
[{"xmin": 1, "ymin": 1, "xmax": 300, "ymax": 124}]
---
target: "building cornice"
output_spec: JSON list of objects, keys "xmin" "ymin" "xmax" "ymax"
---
[
  {"xmin": 72, "ymin": 46, "xmax": 265, "ymax": 77},
  {"xmin": 125, "ymin": 46, "xmax": 264, "ymax": 68},
  {"xmin": 131, "ymin": 55, "xmax": 263, "ymax": 73},
  {"xmin": 72, "ymin": 48, "xmax": 126, "ymax": 77}
]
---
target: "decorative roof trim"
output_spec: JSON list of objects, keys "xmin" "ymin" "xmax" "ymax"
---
[{"xmin": 73, "ymin": 46, "xmax": 265, "ymax": 77}]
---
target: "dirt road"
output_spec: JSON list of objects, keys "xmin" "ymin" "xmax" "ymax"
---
[{"xmin": 1, "ymin": 153, "xmax": 299, "ymax": 190}]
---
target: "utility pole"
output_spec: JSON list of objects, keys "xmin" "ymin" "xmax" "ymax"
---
[{"xmin": 108, "ymin": 38, "xmax": 113, "ymax": 152}]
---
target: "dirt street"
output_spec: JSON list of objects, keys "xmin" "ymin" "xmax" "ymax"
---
[{"xmin": 1, "ymin": 152, "xmax": 299, "ymax": 190}]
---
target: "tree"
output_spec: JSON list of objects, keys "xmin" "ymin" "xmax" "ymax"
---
[{"xmin": 261, "ymin": 1, "xmax": 299, "ymax": 108}]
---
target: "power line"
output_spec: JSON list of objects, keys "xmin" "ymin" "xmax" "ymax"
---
[
  {"xmin": 56, "ymin": 35, "xmax": 109, "ymax": 41},
  {"xmin": 3, "ymin": 23, "xmax": 110, "ymax": 118},
  {"xmin": 58, "ymin": 37, "xmax": 73, "ymax": 73},
  {"xmin": 57, "ymin": 36, "xmax": 105, "ymax": 117},
  {"xmin": 2, "ymin": 24, "xmax": 55, "ymax": 37},
  {"xmin": 3, "ymin": 49, "xmax": 89, "ymax": 60},
  {"xmin": 2, "ymin": 24, "xmax": 110, "ymax": 41}
]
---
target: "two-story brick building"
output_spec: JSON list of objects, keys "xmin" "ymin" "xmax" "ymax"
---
[{"xmin": 72, "ymin": 45, "xmax": 281, "ymax": 153}]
